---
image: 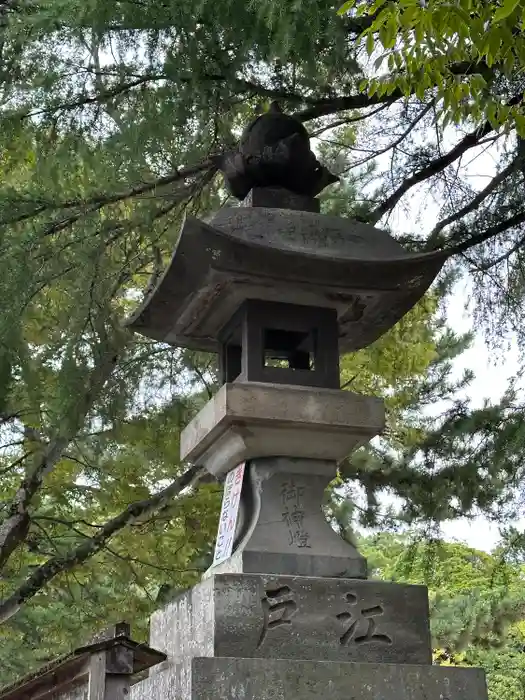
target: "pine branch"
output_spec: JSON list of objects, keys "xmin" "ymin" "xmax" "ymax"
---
[
  {"xmin": 368, "ymin": 123, "xmax": 497, "ymax": 224},
  {"xmin": 0, "ymin": 336, "xmax": 122, "ymax": 573},
  {"xmin": 478, "ymin": 233, "xmax": 525, "ymax": 270},
  {"xmin": 21, "ymin": 75, "xmax": 165, "ymax": 120},
  {"xmin": 0, "ymin": 161, "xmax": 215, "ymax": 230},
  {"xmin": 309, "ymin": 103, "xmax": 392, "ymax": 137},
  {"xmin": 426, "ymin": 159, "xmax": 520, "ymax": 248},
  {"xmin": 0, "ymin": 411, "xmax": 22, "ymax": 425},
  {"xmin": 22, "ymin": 69, "xmax": 316, "ymax": 123},
  {"xmin": 0, "ymin": 0, "xmax": 19, "ymax": 27},
  {"xmin": 295, "ymin": 92, "xmax": 400, "ymax": 122},
  {"xmin": 226, "ymin": 77, "xmax": 315, "ymax": 104},
  {"xmin": 0, "ymin": 463, "xmax": 206, "ymax": 624},
  {"xmin": 447, "ymin": 209, "xmax": 525, "ymax": 256},
  {"xmin": 0, "ymin": 437, "xmax": 68, "ymax": 570}
]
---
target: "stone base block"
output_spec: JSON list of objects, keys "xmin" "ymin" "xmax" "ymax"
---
[
  {"xmin": 180, "ymin": 381, "xmax": 385, "ymax": 476},
  {"xmin": 131, "ymin": 657, "xmax": 488, "ymax": 700},
  {"xmin": 149, "ymin": 574, "xmax": 431, "ymax": 667},
  {"xmin": 196, "ymin": 657, "xmax": 488, "ymax": 700}
]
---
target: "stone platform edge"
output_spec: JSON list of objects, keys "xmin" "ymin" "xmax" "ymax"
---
[{"xmin": 131, "ymin": 656, "xmax": 488, "ymax": 700}]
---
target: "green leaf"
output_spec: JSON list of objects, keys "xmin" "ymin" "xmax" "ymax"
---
[
  {"xmin": 486, "ymin": 101, "xmax": 499, "ymax": 129},
  {"xmin": 400, "ymin": 5, "xmax": 418, "ymax": 28},
  {"xmin": 493, "ymin": 0, "xmax": 520, "ymax": 22},
  {"xmin": 370, "ymin": 9, "xmax": 390, "ymax": 32},
  {"xmin": 366, "ymin": 31, "xmax": 375, "ymax": 55},
  {"xmin": 448, "ymin": 4, "xmax": 472, "ymax": 27},
  {"xmin": 337, "ymin": 0, "xmax": 354, "ymax": 15},
  {"xmin": 380, "ymin": 13, "xmax": 399, "ymax": 48},
  {"xmin": 485, "ymin": 30, "xmax": 502, "ymax": 65},
  {"xmin": 514, "ymin": 113, "xmax": 525, "ymax": 137},
  {"xmin": 369, "ymin": 0, "xmax": 387, "ymax": 12}
]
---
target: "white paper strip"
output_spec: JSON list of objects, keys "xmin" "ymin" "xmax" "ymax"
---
[{"xmin": 212, "ymin": 461, "xmax": 245, "ymax": 566}]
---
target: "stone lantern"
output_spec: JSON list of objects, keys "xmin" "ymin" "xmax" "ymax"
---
[
  {"xmin": 126, "ymin": 104, "xmax": 487, "ymax": 700},
  {"xmin": 127, "ymin": 103, "xmax": 447, "ymax": 580}
]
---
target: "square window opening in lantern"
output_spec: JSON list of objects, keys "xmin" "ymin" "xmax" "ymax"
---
[
  {"xmin": 218, "ymin": 300, "xmax": 340, "ymax": 389},
  {"xmin": 263, "ymin": 328, "xmax": 316, "ymax": 371}
]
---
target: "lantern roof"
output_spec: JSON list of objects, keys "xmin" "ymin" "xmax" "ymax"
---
[{"xmin": 125, "ymin": 192, "xmax": 447, "ymax": 353}]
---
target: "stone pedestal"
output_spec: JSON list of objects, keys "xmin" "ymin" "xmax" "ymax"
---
[
  {"xmin": 207, "ymin": 458, "xmax": 367, "ymax": 579},
  {"xmin": 195, "ymin": 657, "xmax": 486, "ymax": 700},
  {"xmin": 135, "ymin": 656, "xmax": 486, "ymax": 700},
  {"xmin": 180, "ymin": 382, "xmax": 385, "ymax": 476},
  {"xmin": 181, "ymin": 382, "xmax": 384, "ymax": 579},
  {"xmin": 130, "ymin": 572, "xmax": 487, "ymax": 700},
  {"xmin": 148, "ymin": 574, "xmax": 432, "ymax": 665}
]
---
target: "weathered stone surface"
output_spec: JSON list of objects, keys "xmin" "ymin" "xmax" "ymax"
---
[
  {"xmin": 180, "ymin": 381, "xmax": 385, "ymax": 476},
  {"xmin": 131, "ymin": 669, "xmax": 181, "ymax": 700},
  {"xmin": 131, "ymin": 657, "xmax": 488, "ymax": 700},
  {"xmin": 216, "ymin": 103, "xmax": 338, "ymax": 200},
  {"xmin": 149, "ymin": 574, "xmax": 431, "ymax": 667},
  {"xmin": 207, "ymin": 458, "xmax": 367, "ymax": 578},
  {"xmin": 125, "ymin": 206, "xmax": 448, "ymax": 354},
  {"xmin": 193, "ymin": 658, "xmax": 488, "ymax": 700},
  {"xmin": 241, "ymin": 187, "xmax": 320, "ymax": 212}
]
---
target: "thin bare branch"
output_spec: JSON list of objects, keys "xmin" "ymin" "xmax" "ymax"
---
[
  {"xmin": 339, "ymin": 101, "xmax": 435, "ymax": 172},
  {"xmin": 447, "ymin": 209, "xmax": 525, "ymax": 256},
  {"xmin": 427, "ymin": 159, "xmax": 519, "ymax": 248},
  {"xmin": 478, "ymin": 234, "xmax": 525, "ymax": 271},
  {"xmin": 309, "ymin": 103, "xmax": 392, "ymax": 137},
  {"xmin": 370, "ymin": 123, "xmax": 498, "ymax": 224},
  {"xmin": 370, "ymin": 90, "xmax": 524, "ymax": 224}
]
